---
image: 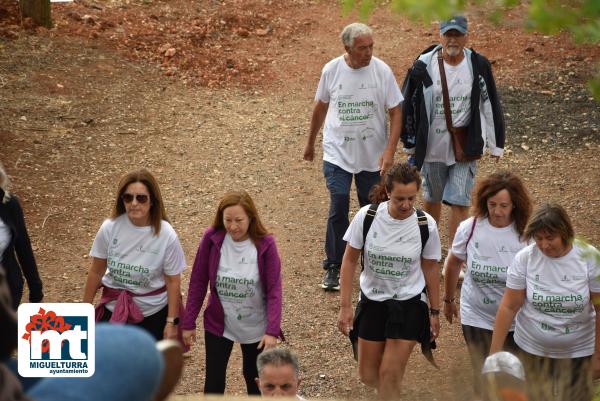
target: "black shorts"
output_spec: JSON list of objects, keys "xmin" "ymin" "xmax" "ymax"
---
[{"xmin": 357, "ymin": 297, "xmax": 427, "ymax": 342}]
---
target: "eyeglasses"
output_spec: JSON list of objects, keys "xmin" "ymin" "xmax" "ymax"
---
[{"xmin": 121, "ymin": 193, "xmax": 149, "ymax": 204}]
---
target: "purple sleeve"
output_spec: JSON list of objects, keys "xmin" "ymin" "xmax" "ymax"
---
[
  {"xmin": 262, "ymin": 236, "xmax": 283, "ymax": 338},
  {"xmin": 181, "ymin": 228, "xmax": 213, "ymax": 330}
]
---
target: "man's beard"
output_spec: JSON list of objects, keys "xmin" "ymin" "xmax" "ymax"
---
[{"xmin": 445, "ymin": 46, "xmax": 461, "ymax": 57}]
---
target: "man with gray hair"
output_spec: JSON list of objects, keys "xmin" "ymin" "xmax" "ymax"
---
[
  {"xmin": 255, "ymin": 348, "xmax": 306, "ymax": 400},
  {"xmin": 400, "ymin": 16, "xmax": 504, "ymax": 278},
  {"xmin": 304, "ymin": 23, "xmax": 403, "ymax": 291}
]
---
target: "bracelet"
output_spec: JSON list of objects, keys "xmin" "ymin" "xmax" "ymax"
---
[
  {"xmin": 444, "ymin": 298, "xmax": 455, "ymax": 304},
  {"xmin": 429, "ymin": 308, "xmax": 440, "ymax": 316}
]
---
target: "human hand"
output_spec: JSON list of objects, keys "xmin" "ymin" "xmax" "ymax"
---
[
  {"xmin": 258, "ymin": 334, "xmax": 278, "ymax": 350},
  {"xmin": 443, "ymin": 301, "xmax": 458, "ymax": 324},
  {"xmin": 337, "ymin": 306, "xmax": 353, "ymax": 336},
  {"xmin": 430, "ymin": 315, "xmax": 440, "ymax": 341},
  {"xmin": 163, "ymin": 323, "xmax": 178, "ymax": 340},
  {"xmin": 303, "ymin": 142, "xmax": 315, "ymax": 161},
  {"xmin": 182, "ymin": 329, "xmax": 196, "ymax": 347},
  {"xmin": 379, "ymin": 150, "xmax": 394, "ymax": 175}
]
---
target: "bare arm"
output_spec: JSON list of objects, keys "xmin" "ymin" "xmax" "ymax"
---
[
  {"xmin": 337, "ymin": 244, "xmax": 361, "ymax": 336},
  {"xmin": 379, "ymin": 105, "xmax": 402, "ymax": 174},
  {"xmin": 303, "ymin": 100, "xmax": 329, "ymax": 161},
  {"xmin": 163, "ymin": 273, "xmax": 181, "ymax": 340},
  {"xmin": 422, "ymin": 257, "xmax": 440, "ymax": 339},
  {"xmin": 490, "ymin": 288, "xmax": 525, "ymax": 354},
  {"xmin": 83, "ymin": 257, "xmax": 107, "ymax": 303},
  {"xmin": 442, "ymin": 252, "xmax": 464, "ymax": 323}
]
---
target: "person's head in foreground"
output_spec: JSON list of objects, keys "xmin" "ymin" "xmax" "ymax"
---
[
  {"xmin": 524, "ymin": 202, "xmax": 574, "ymax": 258},
  {"xmin": 481, "ymin": 352, "xmax": 527, "ymax": 401},
  {"xmin": 256, "ymin": 348, "xmax": 301, "ymax": 397}
]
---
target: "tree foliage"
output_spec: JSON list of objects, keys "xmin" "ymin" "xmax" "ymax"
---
[{"xmin": 340, "ymin": 0, "xmax": 600, "ymax": 100}]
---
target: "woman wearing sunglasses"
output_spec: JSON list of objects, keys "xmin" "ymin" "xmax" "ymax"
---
[
  {"xmin": 181, "ymin": 190, "xmax": 283, "ymax": 395},
  {"xmin": 83, "ymin": 169, "xmax": 186, "ymax": 341}
]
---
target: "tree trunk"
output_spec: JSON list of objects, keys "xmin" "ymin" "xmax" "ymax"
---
[{"xmin": 19, "ymin": 0, "xmax": 52, "ymax": 28}]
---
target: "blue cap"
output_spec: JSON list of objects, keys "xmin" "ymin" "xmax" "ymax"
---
[{"xmin": 440, "ymin": 15, "xmax": 468, "ymax": 34}]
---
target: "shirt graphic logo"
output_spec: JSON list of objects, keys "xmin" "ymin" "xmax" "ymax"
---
[{"xmin": 18, "ymin": 303, "xmax": 95, "ymax": 377}]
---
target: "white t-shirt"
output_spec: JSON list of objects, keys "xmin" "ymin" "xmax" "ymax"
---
[
  {"xmin": 217, "ymin": 234, "xmax": 267, "ymax": 344},
  {"xmin": 344, "ymin": 202, "xmax": 441, "ymax": 302},
  {"xmin": 426, "ymin": 54, "xmax": 473, "ymax": 165},
  {"xmin": 507, "ymin": 242, "xmax": 600, "ymax": 358},
  {"xmin": 90, "ymin": 214, "xmax": 187, "ymax": 316},
  {"xmin": 451, "ymin": 217, "xmax": 527, "ymax": 330},
  {"xmin": 0, "ymin": 218, "xmax": 11, "ymax": 263},
  {"xmin": 315, "ymin": 56, "xmax": 403, "ymax": 174}
]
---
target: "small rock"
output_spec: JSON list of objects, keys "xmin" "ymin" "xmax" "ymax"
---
[
  {"xmin": 255, "ymin": 27, "xmax": 270, "ymax": 36},
  {"xmin": 520, "ymin": 144, "xmax": 530, "ymax": 151},
  {"xmin": 237, "ymin": 28, "xmax": 249, "ymax": 37},
  {"xmin": 82, "ymin": 14, "xmax": 96, "ymax": 25},
  {"xmin": 164, "ymin": 47, "xmax": 176, "ymax": 57},
  {"xmin": 67, "ymin": 11, "xmax": 82, "ymax": 21},
  {"xmin": 158, "ymin": 43, "xmax": 172, "ymax": 54}
]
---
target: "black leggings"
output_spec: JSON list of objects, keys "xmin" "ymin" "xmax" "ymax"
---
[
  {"xmin": 462, "ymin": 325, "xmax": 517, "ymax": 396},
  {"xmin": 99, "ymin": 304, "xmax": 168, "ymax": 341},
  {"xmin": 204, "ymin": 331, "xmax": 261, "ymax": 395}
]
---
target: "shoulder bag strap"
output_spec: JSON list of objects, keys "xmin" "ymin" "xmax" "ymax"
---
[{"xmin": 437, "ymin": 50, "xmax": 455, "ymax": 133}]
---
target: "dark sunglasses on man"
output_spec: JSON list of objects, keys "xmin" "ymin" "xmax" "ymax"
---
[{"xmin": 121, "ymin": 193, "xmax": 149, "ymax": 204}]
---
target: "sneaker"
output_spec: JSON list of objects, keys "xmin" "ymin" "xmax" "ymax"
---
[
  {"xmin": 321, "ymin": 265, "xmax": 340, "ymax": 291},
  {"xmin": 442, "ymin": 258, "xmax": 465, "ymax": 282},
  {"xmin": 153, "ymin": 339, "xmax": 184, "ymax": 401}
]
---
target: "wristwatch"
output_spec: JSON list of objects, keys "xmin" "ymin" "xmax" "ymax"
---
[{"xmin": 166, "ymin": 317, "xmax": 180, "ymax": 325}]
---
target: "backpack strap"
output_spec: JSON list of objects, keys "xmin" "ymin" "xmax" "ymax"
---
[
  {"xmin": 416, "ymin": 209, "xmax": 429, "ymax": 253},
  {"xmin": 360, "ymin": 203, "xmax": 379, "ymax": 271}
]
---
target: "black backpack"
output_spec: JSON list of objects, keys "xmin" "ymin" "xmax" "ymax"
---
[{"xmin": 360, "ymin": 203, "xmax": 430, "ymax": 270}]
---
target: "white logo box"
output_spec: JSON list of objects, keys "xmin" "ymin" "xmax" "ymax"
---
[{"xmin": 18, "ymin": 303, "xmax": 95, "ymax": 377}]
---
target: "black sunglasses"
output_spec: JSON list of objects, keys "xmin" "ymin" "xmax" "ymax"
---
[{"xmin": 121, "ymin": 193, "xmax": 149, "ymax": 204}]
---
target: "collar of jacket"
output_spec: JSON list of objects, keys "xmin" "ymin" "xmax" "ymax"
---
[{"xmin": 207, "ymin": 227, "xmax": 267, "ymax": 254}]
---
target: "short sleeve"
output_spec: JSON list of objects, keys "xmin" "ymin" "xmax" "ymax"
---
[
  {"xmin": 163, "ymin": 232, "xmax": 187, "ymax": 276},
  {"xmin": 315, "ymin": 68, "xmax": 330, "ymax": 103},
  {"xmin": 450, "ymin": 217, "xmax": 475, "ymax": 261},
  {"xmin": 384, "ymin": 67, "xmax": 403, "ymax": 109},
  {"xmin": 506, "ymin": 248, "xmax": 528, "ymax": 290},
  {"xmin": 89, "ymin": 219, "xmax": 112, "ymax": 259},
  {"xmin": 583, "ymin": 243, "xmax": 600, "ymax": 293},
  {"xmin": 422, "ymin": 214, "xmax": 441, "ymax": 261},
  {"xmin": 343, "ymin": 205, "xmax": 369, "ymax": 250}
]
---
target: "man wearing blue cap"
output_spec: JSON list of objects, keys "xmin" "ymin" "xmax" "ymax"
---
[{"xmin": 400, "ymin": 15, "xmax": 505, "ymax": 272}]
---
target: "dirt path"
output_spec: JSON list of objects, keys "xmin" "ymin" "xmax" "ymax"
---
[{"xmin": 1, "ymin": 1, "xmax": 599, "ymax": 400}]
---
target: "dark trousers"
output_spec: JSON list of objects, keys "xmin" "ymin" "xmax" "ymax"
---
[
  {"xmin": 203, "ymin": 331, "xmax": 261, "ymax": 395},
  {"xmin": 323, "ymin": 161, "xmax": 381, "ymax": 266},
  {"xmin": 462, "ymin": 325, "xmax": 517, "ymax": 396},
  {"xmin": 517, "ymin": 346, "xmax": 592, "ymax": 401},
  {"xmin": 99, "ymin": 304, "xmax": 168, "ymax": 341}
]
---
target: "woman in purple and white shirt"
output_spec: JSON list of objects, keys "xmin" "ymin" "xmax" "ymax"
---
[{"xmin": 182, "ymin": 190, "xmax": 283, "ymax": 396}]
